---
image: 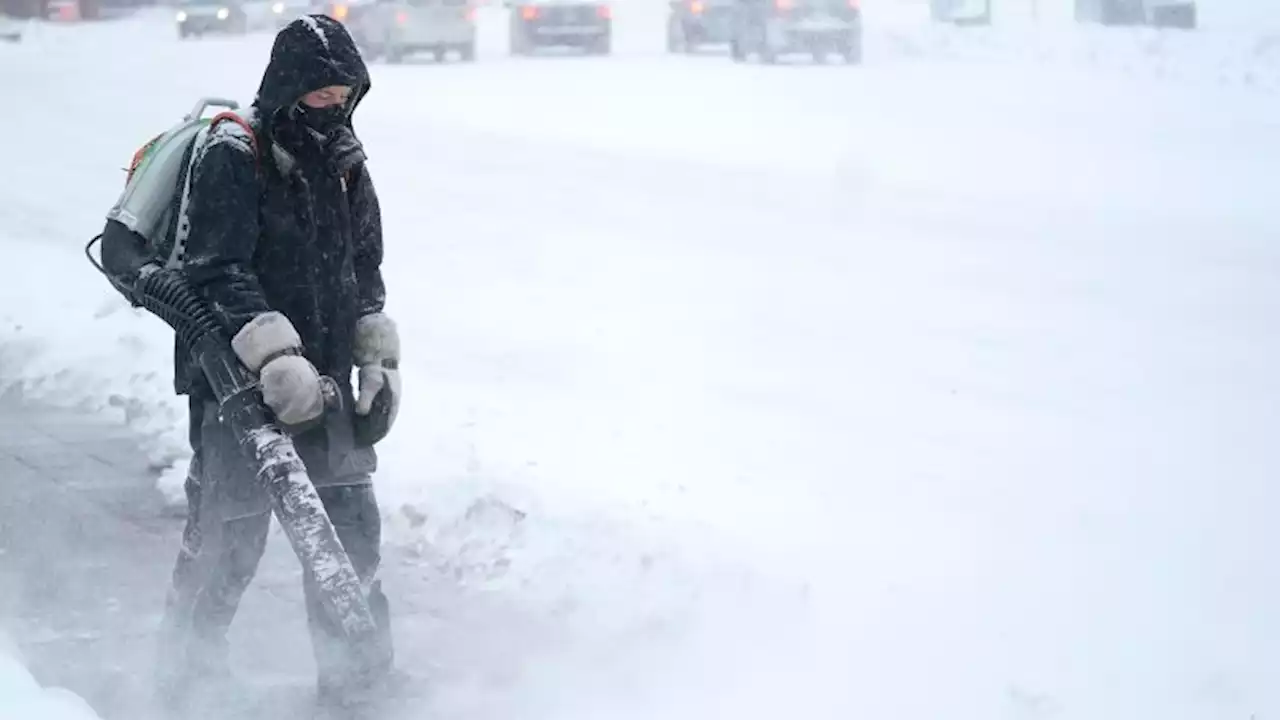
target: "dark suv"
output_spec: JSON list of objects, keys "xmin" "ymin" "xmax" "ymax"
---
[{"xmin": 729, "ymin": 0, "xmax": 861, "ymax": 64}]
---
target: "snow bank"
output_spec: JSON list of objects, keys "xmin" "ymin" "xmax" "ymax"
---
[
  {"xmin": 0, "ymin": 239, "xmax": 190, "ymax": 504},
  {"xmin": 0, "ymin": 636, "xmax": 102, "ymax": 720}
]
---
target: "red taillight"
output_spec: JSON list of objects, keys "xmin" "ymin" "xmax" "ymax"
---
[
  {"xmin": 689, "ymin": 0, "xmax": 703, "ymax": 13},
  {"xmin": 520, "ymin": 5, "xmax": 538, "ymax": 19},
  {"xmin": 596, "ymin": 4, "xmax": 611, "ymax": 18},
  {"xmin": 465, "ymin": 6, "xmax": 476, "ymax": 19},
  {"xmin": 395, "ymin": 9, "xmax": 408, "ymax": 23},
  {"xmin": 847, "ymin": 0, "xmax": 858, "ymax": 7},
  {"xmin": 773, "ymin": 0, "xmax": 792, "ymax": 10}
]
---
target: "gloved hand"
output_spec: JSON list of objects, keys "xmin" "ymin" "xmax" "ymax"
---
[
  {"xmin": 231, "ymin": 311, "xmax": 326, "ymax": 428},
  {"xmin": 353, "ymin": 312, "xmax": 401, "ymax": 442}
]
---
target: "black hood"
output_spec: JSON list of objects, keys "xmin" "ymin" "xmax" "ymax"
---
[{"xmin": 254, "ymin": 14, "xmax": 371, "ymax": 125}]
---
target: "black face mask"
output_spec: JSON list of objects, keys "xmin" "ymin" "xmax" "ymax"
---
[{"xmin": 294, "ymin": 103, "xmax": 347, "ymax": 135}]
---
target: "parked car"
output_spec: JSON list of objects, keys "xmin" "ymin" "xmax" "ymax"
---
[
  {"xmin": 1075, "ymin": 0, "xmax": 1195, "ymax": 28},
  {"xmin": 176, "ymin": 0, "xmax": 249, "ymax": 37},
  {"xmin": 666, "ymin": 0, "xmax": 734, "ymax": 52},
  {"xmin": 508, "ymin": 0, "xmax": 611, "ymax": 55},
  {"xmin": 729, "ymin": 0, "xmax": 861, "ymax": 64},
  {"xmin": 348, "ymin": 0, "xmax": 476, "ymax": 62},
  {"xmin": 0, "ymin": 13, "xmax": 22, "ymax": 40}
]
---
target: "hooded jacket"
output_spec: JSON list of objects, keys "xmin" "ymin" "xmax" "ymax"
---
[{"xmin": 177, "ymin": 15, "xmax": 385, "ymax": 406}]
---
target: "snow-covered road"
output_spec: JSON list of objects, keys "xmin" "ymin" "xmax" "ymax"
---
[
  {"xmin": 0, "ymin": 395, "xmax": 171, "ymax": 720},
  {"xmin": 0, "ymin": 392, "xmax": 337, "ymax": 717},
  {"xmin": 3, "ymin": 5, "xmax": 1280, "ymax": 720}
]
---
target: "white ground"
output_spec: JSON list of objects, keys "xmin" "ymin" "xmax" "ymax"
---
[
  {"xmin": 0, "ymin": 634, "xmax": 101, "ymax": 720},
  {"xmin": 2, "ymin": 2, "xmax": 1279, "ymax": 719}
]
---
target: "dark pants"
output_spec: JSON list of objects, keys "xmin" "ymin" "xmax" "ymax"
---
[{"xmin": 158, "ymin": 398, "xmax": 391, "ymax": 699}]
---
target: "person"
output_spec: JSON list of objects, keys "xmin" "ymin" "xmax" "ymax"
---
[{"xmin": 155, "ymin": 14, "xmax": 402, "ymax": 714}]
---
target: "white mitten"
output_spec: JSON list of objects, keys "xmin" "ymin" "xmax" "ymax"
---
[
  {"xmin": 354, "ymin": 313, "xmax": 401, "ymax": 428},
  {"xmin": 232, "ymin": 311, "xmax": 325, "ymax": 427}
]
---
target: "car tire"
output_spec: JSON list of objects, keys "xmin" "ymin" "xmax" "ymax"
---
[
  {"xmin": 1149, "ymin": 3, "xmax": 1196, "ymax": 29},
  {"xmin": 839, "ymin": 36, "xmax": 861, "ymax": 64},
  {"xmin": 666, "ymin": 17, "xmax": 684, "ymax": 52},
  {"xmin": 387, "ymin": 46, "xmax": 405, "ymax": 63},
  {"xmin": 459, "ymin": 41, "xmax": 476, "ymax": 61},
  {"xmin": 510, "ymin": 24, "xmax": 529, "ymax": 54},
  {"xmin": 586, "ymin": 32, "xmax": 610, "ymax": 55},
  {"xmin": 433, "ymin": 47, "xmax": 447, "ymax": 62}
]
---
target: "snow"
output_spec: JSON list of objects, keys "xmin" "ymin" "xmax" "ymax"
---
[
  {"xmin": 0, "ymin": 636, "xmax": 102, "ymax": 720},
  {"xmin": 3, "ymin": 4, "xmax": 1280, "ymax": 720},
  {"xmin": 298, "ymin": 13, "xmax": 331, "ymax": 49}
]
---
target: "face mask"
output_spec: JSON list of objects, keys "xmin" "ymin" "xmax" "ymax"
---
[{"xmin": 294, "ymin": 103, "xmax": 347, "ymax": 135}]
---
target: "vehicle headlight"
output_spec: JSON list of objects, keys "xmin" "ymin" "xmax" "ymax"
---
[
  {"xmin": 216, "ymin": 6, "xmax": 229, "ymax": 18},
  {"xmin": 272, "ymin": 1, "xmax": 284, "ymax": 12},
  {"xmin": 176, "ymin": 10, "xmax": 187, "ymax": 20}
]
